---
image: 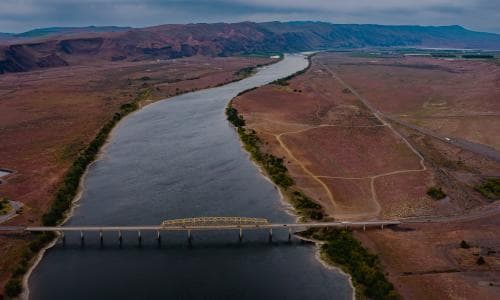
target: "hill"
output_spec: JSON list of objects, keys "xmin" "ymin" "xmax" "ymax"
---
[{"xmin": 1, "ymin": 21, "xmax": 499, "ymax": 74}]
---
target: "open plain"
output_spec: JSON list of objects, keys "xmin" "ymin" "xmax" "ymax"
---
[{"xmin": 233, "ymin": 52, "xmax": 500, "ymax": 299}]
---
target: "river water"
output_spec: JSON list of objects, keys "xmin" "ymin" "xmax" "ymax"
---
[{"xmin": 28, "ymin": 54, "xmax": 352, "ymax": 299}]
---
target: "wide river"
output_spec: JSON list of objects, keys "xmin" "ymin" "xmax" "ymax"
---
[{"xmin": 28, "ymin": 54, "xmax": 352, "ymax": 299}]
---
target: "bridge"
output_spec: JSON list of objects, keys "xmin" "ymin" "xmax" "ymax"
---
[{"xmin": 1, "ymin": 217, "xmax": 400, "ymax": 245}]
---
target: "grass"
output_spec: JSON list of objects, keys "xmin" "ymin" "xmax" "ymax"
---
[
  {"xmin": 4, "ymin": 88, "xmax": 152, "ymax": 297},
  {"xmin": 475, "ymin": 178, "xmax": 500, "ymax": 201},
  {"xmin": 301, "ymin": 228, "xmax": 400, "ymax": 300}
]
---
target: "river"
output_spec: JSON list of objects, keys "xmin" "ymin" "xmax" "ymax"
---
[{"xmin": 28, "ymin": 54, "xmax": 353, "ymax": 299}]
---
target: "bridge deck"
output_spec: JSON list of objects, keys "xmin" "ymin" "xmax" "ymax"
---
[{"xmin": 8, "ymin": 221, "xmax": 400, "ymax": 232}]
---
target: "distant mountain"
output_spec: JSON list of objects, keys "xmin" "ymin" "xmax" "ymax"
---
[
  {"xmin": 1, "ymin": 21, "xmax": 499, "ymax": 74},
  {"xmin": 259, "ymin": 22, "xmax": 500, "ymax": 50},
  {"xmin": 0, "ymin": 26, "xmax": 130, "ymax": 41},
  {"xmin": 0, "ymin": 32, "xmax": 13, "ymax": 39}
]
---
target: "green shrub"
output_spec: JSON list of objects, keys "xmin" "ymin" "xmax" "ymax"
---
[
  {"xmin": 427, "ymin": 186, "xmax": 446, "ymax": 200},
  {"xmin": 5, "ymin": 278, "xmax": 22, "ymax": 297},
  {"xmin": 235, "ymin": 67, "xmax": 255, "ymax": 79},
  {"xmin": 460, "ymin": 240, "xmax": 470, "ymax": 249},
  {"xmin": 271, "ymin": 78, "xmax": 290, "ymax": 86},
  {"xmin": 475, "ymin": 178, "xmax": 500, "ymax": 200},
  {"xmin": 226, "ymin": 106, "xmax": 246, "ymax": 127},
  {"xmin": 303, "ymin": 228, "xmax": 400, "ymax": 300}
]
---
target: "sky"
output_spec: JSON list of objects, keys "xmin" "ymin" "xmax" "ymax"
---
[{"xmin": 1, "ymin": 0, "xmax": 499, "ymax": 34}]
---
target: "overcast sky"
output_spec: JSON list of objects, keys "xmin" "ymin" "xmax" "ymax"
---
[{"xmin": 1, "ymin": 0, "xmax": 499, "ymax": 34}]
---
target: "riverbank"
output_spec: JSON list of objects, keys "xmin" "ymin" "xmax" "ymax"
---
[
  {"xmin": 6, "ymin": 87, "xmax": 153, "ymax": 298},
  {"xmin": 0, "ymin": 55, "xmax": 274, "ymax": 298},
  {"xmin": 227, "ymin": 74, "xmax": 399, "ymax": 299}
]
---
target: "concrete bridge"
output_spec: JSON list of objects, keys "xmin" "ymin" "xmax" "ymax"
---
[{"xmin": 0, "ymin": 217, "xmax": 399, "ymax": 245}]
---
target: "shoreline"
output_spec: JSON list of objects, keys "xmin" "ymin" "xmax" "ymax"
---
[
  {"xmin": 227, "ymin": 52, "xmax": 403, "ymax": 300},
  {"xmin": 20, "ymin": 101, "xmax": 134, "ymax": 300},
  {"xmin": 226, "ymin": 55, "xmax": 357, "ymax": 299},
  {"xmin": 240, "ymin": 136, "xmax": 357, "ymax": 299},
  {"xmin": 17, "ymin": 57, "xmax": 281, "ymax": 299}
]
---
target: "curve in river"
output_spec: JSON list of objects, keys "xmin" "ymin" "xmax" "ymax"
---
[{"xmin": 28, "ymin": 54, "xmax": 353, "ymax": 300}]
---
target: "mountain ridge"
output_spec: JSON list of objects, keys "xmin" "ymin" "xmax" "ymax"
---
[{"xmin": 1, "ymin": 21, "xmax": 499, "ymax": 74}]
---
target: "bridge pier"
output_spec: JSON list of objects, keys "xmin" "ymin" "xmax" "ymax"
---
[
  {"xmin": 268, "ymin": 228, "xmax": 273, "ymax": 243},
  {"xmin": 138, "ymin": 231, "xmax": 142, "ymax": 247},
  {"xmin": 80, "ymin": 231, "xmax": 84, "ymax": 247},
  {"xmin": 239, "ymin": 228, "xmax": 243, "ymax": 243},
  {"xmin": 99, "ymin": 231, "xmax": 103, "ymax": 247},
  {"xmin": 381, "ymin": 224, "xmax": 384, "ymax": 230},
  {"xmin": 288, "ymin": 227, "xmax": 292, "ymax": 243},
  {"xmin": 61, "ymin": 232, "xmax": 66, "ymax": 247},
  {"xmin": 157, "ymin": 230, "xmax": 161, "ymax": 247},
  {"xmin": 188, "ymin": 230, "xmax": 192, "ymax": 246},
  {"xmin": 363, "ymin": 225, "xmax": 366, "ymax": 231},
  {"xmin": 118, "ymin": 231, "xmax": 122, "ymax": 247}
]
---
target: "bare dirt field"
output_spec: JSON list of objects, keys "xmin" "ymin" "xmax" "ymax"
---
[
  {"xmin": 233, "ymin": 52, "xmax": 500, "ymax": 299},
  {"xmin": 322, "ymin": 53, "xmax": 500, "ymax": 151},
  {"xmin": 0, "ymin": 55, "xmax": 271, "ymax": 294}
]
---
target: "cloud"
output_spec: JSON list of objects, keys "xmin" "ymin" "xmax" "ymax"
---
[{"xmin": 0, "ymin": 0, "xmax": 498, "ymax": 33}]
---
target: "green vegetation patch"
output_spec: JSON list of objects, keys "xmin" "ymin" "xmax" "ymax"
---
[
  {"xmin": 302, "ymin": 228, "xmax": 400, "ymax": 300},
  {"xmin": 226, "ymin": 106, "xmax": 246, "ymax": 127},
  {"xmin": 237, "ymin": 126, "xmax": 294, "ymax": 189},
  {"xmin": 475, "ymin": 178, "xmax": 500, "ymax": 201},
  {"xmin": 460, "ymin": 240, "xmax": 470, "ymax": 249},
  {"xmin": 235, "ymin": 66, "xmax": 256, "ymax": 79},
  {"xmin": 0, "ymin": 197, "xmax": 11, "ymax": 215},
  {"xmin": 427, "ymin": 186, "xmax": 446, "ymax": 200},
  {"xmin": 239, "ymin": 51, "xmax": 283, "ymax": 58},
  {"xmin": 462, "ymin": 54, "xmax": 494, "ymax": 59},
  {"xmin": 290, "ymin": 191, "xmax": 323, "ymax": 220}
]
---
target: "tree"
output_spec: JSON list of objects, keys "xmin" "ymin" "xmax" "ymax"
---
[
  {"xmin": 5, "ymin": 279, "xmax": 22, "ymax": 297},
  {"xmin": 460, "ymin": 240, "xmax": 470, "ymax": 249}
]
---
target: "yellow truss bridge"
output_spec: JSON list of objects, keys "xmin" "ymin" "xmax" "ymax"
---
[{"xmin": 161, "ymin": 217, "xmax": 269, "ymax": 227}]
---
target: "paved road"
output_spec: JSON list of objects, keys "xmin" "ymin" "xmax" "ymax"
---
[
  {"xmin": 0, "ymin": 220, "xmax": 401, "ymax": 232},
  {"xmin": 387, "ymin": 116, "xmax": 500, "ymax": 163}
]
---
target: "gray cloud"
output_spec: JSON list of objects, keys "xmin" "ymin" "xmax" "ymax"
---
[{"xmin": 0, "ymin": 0, "xmax": 499, "ymax": 33}]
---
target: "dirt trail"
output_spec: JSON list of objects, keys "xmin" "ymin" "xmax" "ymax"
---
[
  {"xmin": 259, "ymin": 120, "xmax": 427, "ymax": 219},
  {"xmin": 252, "ymin": 63, "xmax": 429, "ymax": 219}
]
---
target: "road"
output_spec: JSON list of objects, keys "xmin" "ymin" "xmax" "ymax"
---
[
  {"xmin": 0, "ymin": 220, "xmax": 401, "ymax": 233},
  {"xmin": 319, "ymin": 62, "xmax": 500, "ymax": 163},
  {"xmin": 387, "ymin": 116, "xmax": 500, "ymax": 163}
]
